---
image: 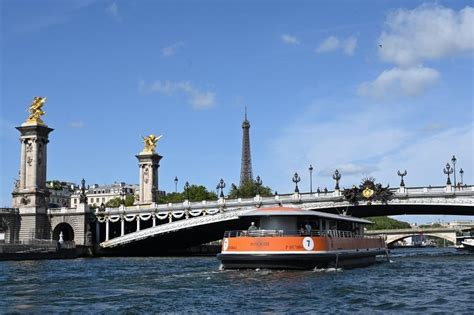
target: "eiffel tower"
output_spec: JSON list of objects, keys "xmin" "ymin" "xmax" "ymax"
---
[{"xmin": 240, "ymin": 108, "xmax": 253, "ymax": 185}]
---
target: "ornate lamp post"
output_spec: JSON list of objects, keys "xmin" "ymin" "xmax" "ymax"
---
[
  {"xmin": 120, "ymin": 186, "xmax": 126, "ymax": 205},
  {"xmin": 174, "ymin": 176, "xmax": 179, "ymax": 193},
  {"xmin": 255, "ymin": 176, "xmax": 262, "ymax": 195},
  {"xmin": 309, "ymin": 164, "xmax": 314, "ymax": 194},
  {"xmin": 443, "ymin": 163, "xmax": 453, "ymax": 185},
  {"xmin": 217, "ymin": 178, "xmax": 226, "ymax": 198},
  {"xmin": 459, "ymin": 168, "xmax": 464, "ymax": 185},
  {"xmin": 397, "ymin": 170, "xmax": 407, "ymax": 187},
  {"xmin": 184, "ymin": 181, "xmax": 190, "ymax": 201},
  {"xmin": 292, "ymin": 172, "xmax": 301, "ymax": 193},
  {"xmin": 332, "ymin": 169, "xmax": 341, "ymax": 190},
  {"xmin": 451, "ymin": 155, "xmax": 457, "ymax": 187},
  {"xmin": 79, "ymin": 178, "xmax": 87, "ymax": 204}
]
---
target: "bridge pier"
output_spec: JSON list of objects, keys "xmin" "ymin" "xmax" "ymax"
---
[
  {"xmin": 96, "ymin": 221, "xmax": 100, "ymax": 244},
  {"xmin": 121, "ymin": 218, "xmax": 125, "ymax": 236},
  {"xmin": 105, "ymin": 220, "xmax": 110, "ymax": 241}
]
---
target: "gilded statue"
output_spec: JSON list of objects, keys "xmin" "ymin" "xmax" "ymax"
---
[
  {"xmin": 142, "ymin": 134, "xmax": 162, "ymax": 154},
  {"xmin": 26, "ymin": 96, "xmax": 47, "ymax": 125}
]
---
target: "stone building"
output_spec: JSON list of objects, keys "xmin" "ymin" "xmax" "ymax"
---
[
  {"xmin": 70, "ymin": 182, "xmax": 139, "ymax": 208},
  {"xmin": 46, "ymin": 180, "xmax": 76, "ymax": 208}
]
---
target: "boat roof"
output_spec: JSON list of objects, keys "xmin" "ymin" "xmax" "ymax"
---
[{"xmin": 240, "ymin": 206, "xmax": 373, "ymax": 224}]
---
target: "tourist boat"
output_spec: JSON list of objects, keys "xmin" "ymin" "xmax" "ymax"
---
[
  {"xmin": 455, "ymin": 234, "xmax": 474, "ymax": 251},
  {"xmin": 461, "ymin": 239, "xmax": 474, "ymax": 251},
  {"xmin": 217, "ymin": 206, "xmax": 387, "ymax": 270}
]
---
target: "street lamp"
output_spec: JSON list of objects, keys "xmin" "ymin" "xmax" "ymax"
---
[
  {"xmin": 333, "ymin": 169, "xmax": 341, "ymax": 190},
  {"xmin": 397, "ymin": 170, "xmax": 407, "ymax": 187},
  {"xmin": 217, "ymin": 178, "xmax": 226, "ymax": 198},
  {"xmin": 255, "ymin": 176, "xmax": 262, "ymax": 195},
  {"xmin": 443, "ymin": 163, "xmax": 453, "ymax": 185},
  {"xmin": 120, "ymin": 186, "xmax": 125, "ymax": 205},
  {"xmin": 451, "ymin": 155, "xmax": 457, "ymax": 187},
  {"xmin": 184, "ymin": 181, "xmax": 190, "ymax": 201},
  {"xmin": 309, "ymin": 164, "xmax": 314, "ymax": 194},
  {"xmin": 174, "ymin": 176, "xmax": 179, "ymax": 193},
  {"xmin": 80, "ymin": 178, "xmax": 87, "ymax": 204},
  {"xmin": 459, "ymin": 168, "xmax": 464, "ymax": 185},
  {"xmin": 292, "ymin": 172, "xmax": 301, "ymax": 193}
]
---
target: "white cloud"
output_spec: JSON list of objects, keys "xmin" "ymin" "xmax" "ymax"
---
[
  {"xmin": 266, "ymin": 103, "xmax": 473, "ymax": 193},
  {"xmin": 379, "ymin": 4, "xmax": 474, "ymax": 67},
  {"xmin": 316, "ymin": 36, "xmax": 357, "ymax": 55},
  {"xmin": 358, "ymin": 66, "xmax": 439, "ymax": 100},
  {"xmin": 281, "ymin": 34, "xmax": 300, "ymax": 45},
  {"xmin": 106, "ymin": 2, "xmax": 121, "ymax": 22},
  {"xmin": 266, "ymin": 104, "xmax": 410, "ymax": 192},
  {"xmin": 374, "ymin": 123, "xmax": 473, "ymax": 187},
  {"xmin": 360, "ymin": 4, "xmax": 473, "ymax": 100},
  {"xmin": 69, "ymin": 121, "xmax": 84, "ymax": 128},
  {"xmin": 162, "ymin": 42, "xmax": 184, "ymax": 57},
  {"xmin": 140, "ymin": 80, "xmax": 216, "ymax": 109}
]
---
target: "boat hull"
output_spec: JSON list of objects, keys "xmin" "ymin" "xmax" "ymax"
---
[
  {"xmin": 217, "ymin": 235, "xmax": 386, "ymax": 270},
  {"xmin": 218, "ymin": 250, "xmax": 385, "ymax": 270},
  {"xmin": 461, "ymin": 241, "xmax": 474, "ymax": 252}
]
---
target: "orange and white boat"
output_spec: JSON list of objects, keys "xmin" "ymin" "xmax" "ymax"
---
[{"xmin": 217, "ymin": 206, "xmax": 387, "ymax": 270}]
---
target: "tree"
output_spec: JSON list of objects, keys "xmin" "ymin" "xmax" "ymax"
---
[
  {"xmin": 104, "ymin": 195, "xmax": 134, "ymax": 207},
  {"xmin": 227, "ymin": 180, "xmax": 273, "ymax": 199},
  {"xmin": 124, "ymin": 195, "xmax": 135, "ymax": 206},
  {"xmin": 365, "ymin": 216, "xmax": 411, "ymax": 230},
  {"xmin": 157, "ymin": 185, "xmax": 217, "ymax": 204},
  {"xmin": 105, "ymin": 197, "xmax": 122, "ymax": 208}
]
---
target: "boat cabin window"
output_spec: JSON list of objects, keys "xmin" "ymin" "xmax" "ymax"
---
[{"xmin": 296, "ymin": 218, "xmax": 320, "ymax": 233}]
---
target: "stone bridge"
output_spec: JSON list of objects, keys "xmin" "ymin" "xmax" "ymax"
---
[
  {"xmin": 96, "ymin": 185, "xmax": 474, "ymax": 249},
  {"xmin": 365, "ymin": 227, "xmax": 471, "ymax": 244}
]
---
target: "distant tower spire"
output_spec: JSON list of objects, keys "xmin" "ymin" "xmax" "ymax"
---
[{"xmin": 240, "ymin": 107, "xmax": 253, "ymax": 185}]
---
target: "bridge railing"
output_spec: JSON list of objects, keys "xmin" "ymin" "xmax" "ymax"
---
[
  {"xmin": 223, "ymin": 229, "xmax": 373, "ymax": 238},
  {"xmin": 96, "ymin": 184, "xmax": 473, "ymax": 216},
  {"xmin": 0, "ymin": 208, "xmax": 19, "ymax": 215}
]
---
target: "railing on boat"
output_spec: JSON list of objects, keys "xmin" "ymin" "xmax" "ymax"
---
[{"xmin": 223, "ymin": 230, "xmax": 377, "ymax": 238}]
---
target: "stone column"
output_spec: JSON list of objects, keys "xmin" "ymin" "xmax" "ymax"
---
[
  {"xmin": 95, "ymin": 221, "xmax": 100, "ymax": 244},
  {"xmin": 121, "ymin": 218, "xmax": 125, "ymax": 236},
  {"xmin": 12, "ymin": 120, "xmax": 54, "ymax": 241},
  {"xmin": 105, "ymin": 219, "xmax": 110, "ymax": 241},
  {"xmin": 136, "ymin": 153, "xmax": 162, "ymax": 205}
]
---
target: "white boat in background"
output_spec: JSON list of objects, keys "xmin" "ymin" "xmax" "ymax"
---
[
  {"xmin": 461, "ymin": 239, "xmax": 474, "ymax": 251},
  {"xmin": 455, "ymin": 234, "xmax": 474, "ymax": 251}
]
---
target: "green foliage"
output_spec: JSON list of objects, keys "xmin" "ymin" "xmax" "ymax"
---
[
  {"xmin": 124, "ymin": 195, "xmax": 135, "ymax": 206},
  {"xmin": 365, "ymin": 216, "xmax": 411, "ymax": 230},
  {"xmin": 227, "ymin": 180, "xmax": 273, "ymax": 199},
  {"xmin": 105, "ymin": 195, "xmax": 135, "ymax": 207},
  {"xmin": 420, "ymin": 223, "xmax": 442, "ymax": 228},
  {"xmin": 105, "ymin": 197, "xmax": 122, "ymax": 207},
  {"xmin": 157, "ymin": 185, "xmax": 217, "ymax": 203}
]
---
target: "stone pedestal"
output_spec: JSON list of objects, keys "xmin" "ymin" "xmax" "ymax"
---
[
  {"xmin": 136, "ymin": 153, "xmax": 162, "ymax": 205},
  {"xmin": 12, "ymin": 123, "xmax": 53, "ymax": 241}
]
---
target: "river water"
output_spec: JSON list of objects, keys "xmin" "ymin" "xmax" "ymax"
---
[{"xmin": 1, "ymin": 248, "xmax": 473, "ymax": 314}]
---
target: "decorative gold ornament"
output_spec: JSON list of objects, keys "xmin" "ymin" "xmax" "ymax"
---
[
  {"xmin": 362, "ymin": 187, "xmax": 374, "ymax": 199},
  {"xmin": 141, "ymin": 134, "xmax": 162, "ymax": 154},
  {"xmin": 25, "ymin": 97, "xmax": 47, "ymax": 125}
]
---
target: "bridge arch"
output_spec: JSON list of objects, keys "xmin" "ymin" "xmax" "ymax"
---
[
  {"xmin": 52, "ymin": 222, "xmax": 75, "ymax": 242},
  {"xmin": 386, "ymin": 233, "xmax": 456, "ymax": 245}
]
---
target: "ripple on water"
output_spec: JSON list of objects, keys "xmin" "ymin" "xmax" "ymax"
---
[{"xmin": 1, "ymin": 248, "xmax": 473, "ymax": 313}]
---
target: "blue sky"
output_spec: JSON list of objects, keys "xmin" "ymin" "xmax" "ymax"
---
[{"xmin": 1, "ymin": 0, "xmax": 473, "ymax": 224}]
